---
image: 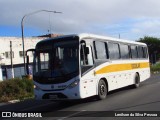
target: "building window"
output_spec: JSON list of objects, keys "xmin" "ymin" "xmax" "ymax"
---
[
  {"xmin": 40, "ymin": 53, "xmax": 49, "ymax": 70},
  {"xmin": 5, "ymin": 51, "xmax": 14, "ymax": 59},
  {"xmin": 19, "ymin": 51, "xmax": 25, "ymax": 57}
]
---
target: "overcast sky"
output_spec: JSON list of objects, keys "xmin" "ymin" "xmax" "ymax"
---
[{"xmin": 1, "ymin": 0, "xmax": 160, "ymax": 40}]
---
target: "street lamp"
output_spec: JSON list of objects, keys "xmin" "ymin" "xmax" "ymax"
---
[{"xmin": 21, "ymin": 10, "xmax": 62, "ymax": 75}]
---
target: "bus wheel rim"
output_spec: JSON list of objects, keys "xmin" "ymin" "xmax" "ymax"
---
[{"xmin": 100, "ymin": 83, "xmax": 106, "ymax": 96}]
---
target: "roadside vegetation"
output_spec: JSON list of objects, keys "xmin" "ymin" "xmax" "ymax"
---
[
  {"xmin": 138, "ymin": 36, "xmax": 160, "ymax": 74},
  {"xmin": 138, "ymin": 36, "xmax": 160, "ymax": 64},
  {"xmin": 0, "ymin": 78, "xmax": 34, "ymax": 102},
  {"xmin": 150, "ymin": 62, "xmax": 160, "ymax": 74}
]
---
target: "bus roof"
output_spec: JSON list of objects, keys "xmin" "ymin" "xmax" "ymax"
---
[
  {"xmin": 38, "ymin": 33, "xmax": 147, "ymax": 46},
  {"xmin": 77, "ymin": 33, "xmax": 146, "ymax": 46}
]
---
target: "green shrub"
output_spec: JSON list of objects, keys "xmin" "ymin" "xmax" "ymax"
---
[
  {"xmin": 150, "ymin": 62, "xmax": 160, "ymax": 73},
  {"xmin": 0, "ymin": 78, "xmax": 34, "ymax": 102}
]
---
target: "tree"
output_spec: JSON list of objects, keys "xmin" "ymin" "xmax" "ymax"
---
[{"xmin": 138, "ymin": 36, "xmax": 160, "ymax": 64}]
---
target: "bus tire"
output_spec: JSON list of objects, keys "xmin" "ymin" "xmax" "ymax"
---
[
  {"xmin": 97, "ymin": 79, "xmax": 107, "ymax": 100},
  {"xmin": 134, "ymin": 73, "xmax": 140, "ymax": 88}
]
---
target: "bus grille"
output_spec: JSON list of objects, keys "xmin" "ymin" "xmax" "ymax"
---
[{"xmin": 42, "ymin": 93, "xmax": 68, "ymax": 99}]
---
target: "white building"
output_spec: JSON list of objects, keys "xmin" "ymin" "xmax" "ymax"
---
[
  {"xmin": 0, "ymin": 37, "xmax": 45, "ymax": 65},
  {"xmin": 0, "ymin": 36, "xmax": 47, "ymax": 80}
]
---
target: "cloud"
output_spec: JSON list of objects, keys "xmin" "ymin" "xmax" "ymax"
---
[
  {"xmin": 1, "ymin": 0, "xmax": 160, "ymax": 39},
  {"xmin": 131, "ymin": 19, "xmax": 160, "ymax": 37}
]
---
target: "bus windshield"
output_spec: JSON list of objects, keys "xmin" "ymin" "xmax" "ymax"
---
[{"xmin": 33, "ymin": 39, "xmax": 79, "ymax": 79}]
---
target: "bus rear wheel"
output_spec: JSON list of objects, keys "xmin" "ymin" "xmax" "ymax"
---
[
  {"xmin": 134, "ymin": 73, "xmax": 140, "ymax": 88},
  {"xmin": 97, "ymin": 79, "xmax": 107, "ymax": 100}
]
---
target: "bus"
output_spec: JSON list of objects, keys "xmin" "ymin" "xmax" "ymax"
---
[{"xmin": 31, "ymin": 33, "xmax": 150, "ymax": 100}]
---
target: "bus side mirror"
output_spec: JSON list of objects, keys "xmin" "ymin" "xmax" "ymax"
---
[
  {"xmin": 85, "ymin": 47, "xmax": 89, "ymax": 54},
  {"xmin": 26, "ymin": 55, "xmax": 29, "ymax": 75},
  {"xmin": 80, "ymin": 46, "xmax": 89, "ymax": 60}
]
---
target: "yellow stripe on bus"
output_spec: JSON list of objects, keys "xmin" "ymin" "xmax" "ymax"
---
[{"xmin": 95, "ymin": 62, "xmax": 149, "ymax": 74}]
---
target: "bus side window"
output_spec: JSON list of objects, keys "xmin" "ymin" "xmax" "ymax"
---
[
  {"xmin": 138, "ymin": 46, "xmax": 144, "ymax": 58},
  {"xmin": 94, "ymin": 41, "xmax": 108, "ymax": 59},
  {"xmin": 130, "ymin": 45, "xmax": 138, "ymax": 59},
  {"xmin": 87, "ymin": 46, "xmax": 94, "ymax": 65},
  {"xmin": 80, "ymin": 45, "xmax": 94, "ymax": 74},
  {"xmin": 119, "ymin": 44, "xmax": 130, "ymax": 59},
  {"xmin": 81, "ymin": 46, "xmax": 93, "ymax": 65},
  {"xmin": 108, "ymin": 42, "xmax": 120, "ymax": 60},
  {"xmin": 143, "ymin": 47, "xmax": 148, "ymax": 58}
]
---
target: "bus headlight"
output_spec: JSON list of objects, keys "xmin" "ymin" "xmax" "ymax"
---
[
  {"xmin": 68, "ymin": 80, "xmax": 79, "ymax": 89},
  {"xmin": 34, "ymin": 85, "xmax": 41, "ymax": 91}
]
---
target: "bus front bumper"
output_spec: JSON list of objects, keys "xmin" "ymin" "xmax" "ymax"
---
[{"xmin": 34, "ymin": 87, "xmax": 81, "ymax": 100}]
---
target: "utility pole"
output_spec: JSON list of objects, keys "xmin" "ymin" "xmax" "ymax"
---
[
  {"xmin": 154, "ymin": 51, "xmax": 157, "ymax": 64},
  {"xmin": 119, "ymin": 34, "xmax": 121, "ymax": 39},
  {"xmin": 21, "ymin": 10, "xmax": 62, "ymax": 75},
  {"xmin": 10, "ymin": 41, "xmax": 14, "ymax": 78}
]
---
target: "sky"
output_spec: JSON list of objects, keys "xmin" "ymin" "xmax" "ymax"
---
[{"xmin": 1, "ymin": 0, "xmax": 160, "ymax": 40}]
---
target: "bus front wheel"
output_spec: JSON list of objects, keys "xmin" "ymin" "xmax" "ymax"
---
[{"xmin": 97, "ymin": 79, "xmax": 107, "ymax": 100}]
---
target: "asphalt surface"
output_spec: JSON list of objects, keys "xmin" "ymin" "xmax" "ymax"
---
[{"xmin": 0, "ymin": 74, "xmax": 160, "ymax": 120}]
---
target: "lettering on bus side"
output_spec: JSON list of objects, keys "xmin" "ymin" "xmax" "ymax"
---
[{"xmin": 131, "ymin": 63, "xmax": 140, "ymax": 69}]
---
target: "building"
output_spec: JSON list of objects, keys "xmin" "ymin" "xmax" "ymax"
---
[
  {"xmin": 0, "ymin": 34, "xmax": 63, "ymax": 80},
  {"xmin": 0, "ymin": 36, "xmax": 48, "ymax": 80},
  {"xmin": 0, "ymin": 37, "xmax": 45, "ymax": 65}
]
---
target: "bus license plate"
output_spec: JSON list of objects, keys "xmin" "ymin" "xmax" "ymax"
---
[{"xmin": 49, "ymin": 95, "xmax": 58, "ymax": 99}]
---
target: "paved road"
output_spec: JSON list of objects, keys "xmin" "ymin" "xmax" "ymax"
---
[{"xmin": 0, "ymin": 74, "xmax": 160, "ymax": 119}]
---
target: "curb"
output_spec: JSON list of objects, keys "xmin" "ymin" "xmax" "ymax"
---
[
  {"xmin": 8, "ymin": 99, "xmax": 20, "ymax": 103},
  {"xmin": 0, "ymin": 100, "xmax": 20, "ymax": 107}
]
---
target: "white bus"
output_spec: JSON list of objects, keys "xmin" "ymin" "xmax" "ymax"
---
[{"xmin": 31, "ymin": 33, "xmax": 150, "ymax": 100}]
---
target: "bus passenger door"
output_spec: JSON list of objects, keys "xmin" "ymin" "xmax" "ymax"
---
[{"xmin": 80, "ymin": 42, "xmax": 96, "ymax": 97}]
